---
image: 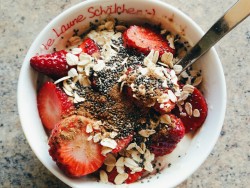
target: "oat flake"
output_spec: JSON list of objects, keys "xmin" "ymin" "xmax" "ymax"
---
[
  {"xmin": 66, "ymin": 53, "xmax": 78, "ymax": 66},
  {"xmin": 114, "ymin": 173, "xmax": 129, "ymax": 185},
  {"xmin": 100, "ymin": 170, "xmax": 108, "ymax": 183},
  {"xmin": 185, "ymin": 102, "xmax": 193, "ymax": 116},
  {"xmin": 100, "ymin": 138, "xmax": 117, "ymax": 149},
  {"xmin": 138, "ymin": 129, "xmax": 156, "ymax": 138},
  {"xmin": 193, "ymin": 109, "xmax": 201, "ymax": 117}
]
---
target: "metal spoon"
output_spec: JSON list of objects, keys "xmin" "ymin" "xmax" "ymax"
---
[{"xmin": 176, "ymin": 0, "xmax": 250, "ymax": 73}]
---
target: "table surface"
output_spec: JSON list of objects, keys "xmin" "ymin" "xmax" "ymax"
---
[{"xmin": 1, "ymin": 0, "xmax": 249, "ymax": 187}]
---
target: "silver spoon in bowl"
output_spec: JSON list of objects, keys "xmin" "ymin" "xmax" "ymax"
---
[{"xmin": 176, "ymin": 0, "xmax": 250, "ymax": 73}]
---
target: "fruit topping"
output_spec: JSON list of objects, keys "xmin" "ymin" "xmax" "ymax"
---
[
  {"xmin": 112, "ymin": 134, "xmax": 133, "ymax": 153},
  {"xmin": 123, "ymin": 25, "xmax": 175, "ymax": 56},
  {"xmin": 30, "ymin": 50, "xmax": 70, "ymax": 79},
  {"xmin": 105, "ymin": 166, "xmax": 144, "ymax": 184},
  {"xmin": 172, "ymin": 86, "xmax": 208, "ymax": 133},
  {"xmin": 48, "ymin": 115, "xmax": 105, "ymax": 177},
  {"xmin": 119, "ymin": 51, "xmax": 180, "ymax": 110},
  {"xmin": 150, "ymin": 114, "xmax": 185, "ymax": 156},
  {"xmin": 79, "ymin": 38, "xmax": 100, "ymax": 57},
  {"xmin": 37, "ymin": 82, "xmax": 74, "ymax": 130}
]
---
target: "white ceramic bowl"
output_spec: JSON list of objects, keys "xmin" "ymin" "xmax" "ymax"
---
[{"xmin": 18, "ymin": 0, "xmax": 227, "ymax": 187}]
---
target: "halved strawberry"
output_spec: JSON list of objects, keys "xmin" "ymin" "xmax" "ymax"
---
[
  {"xmin": 123, "ymin": 25, "xmax": 175, "ymax": 56},
  {"xmin": 172, "ymin": 87, "xmax": 208, "ymax": 133},
  {"xmin": 48, "ymin": 115, "xmax": 105, "ymax": 177},
  {"xmin": 37, "ymin": 82, "xmax": 74, "ymax": 130},
  {"xmin": 79, "ymin": 38, "xmax": 100, "ymax": 57},
  {"xmin": 150, "ymin": 114, "xmax": 185, "ymax": 156},
  {"xmin": 30, "ymin": 50, "xmax": 70, "ymax": 79},
  {"xmin": 107, "ymin": 167, "xmax": 143, "ymax": 184},
  {"xmin": 112, "ymin": 134, "xmax": 133, "ymax": 153}
]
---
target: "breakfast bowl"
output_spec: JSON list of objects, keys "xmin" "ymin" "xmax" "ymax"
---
[{"xmin": 17, "ymin": 0, "xmax": 227, "ymax": 187}]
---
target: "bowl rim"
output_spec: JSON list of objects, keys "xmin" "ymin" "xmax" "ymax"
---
[{"xmin": 17, "ymin": 0, "xmax": 227, "ymax": 187}]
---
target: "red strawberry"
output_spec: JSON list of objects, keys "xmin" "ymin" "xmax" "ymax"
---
[
  {"xmin": 37, "ymin": 82, "xmax": 74, "ymax": 130},
  {"xmin": 79, "ymin": 38, "xmax": 100, "ymax": 57},
  {"xmin": 150, "ymin": 114, "xmax": 185, "ymax": 156},
  {"xmin": 123, "ymin": 25, "xmax": 175, "ymax": 56},
  {"xmin": 150, "ymin": 141, "xmax": 177, "ymax": 157},
  {"xmin": 112, "ymin": 134, "xmax": 133, "ymax": 153},
  {"xmin": 48, "ymin": 115, "xmax": 105, "ymax": 177},
  {"xmin": 172, "ymin": 87, "xmax": 208, "ymax": 133},
  {"xmin": 107, "ymin": 167, "xmax": 143, "ymax": 184},
  {"xmin": 30, "ymin": 50, "xmax": 70, "ymax": 79}
]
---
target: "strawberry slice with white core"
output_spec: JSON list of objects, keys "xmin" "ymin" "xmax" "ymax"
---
[
  {"xmin": 49, "ymin": 115, "xmax": 105, "ymax": 177},
  {"xmin": 37, "ymin": 82, "xmax": 74, "ymax": 130},
  {"xmin": 123, "ymin": 25, "xmax": 175, "ymax": 56}
]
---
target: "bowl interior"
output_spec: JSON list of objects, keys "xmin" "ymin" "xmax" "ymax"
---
[{"xmin": 18, "ymin": 0, "xmax": 226, "ymax": 187}]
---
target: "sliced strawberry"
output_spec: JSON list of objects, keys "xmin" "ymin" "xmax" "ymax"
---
[
  {"xmin": 150, "ymin": 141, "xmax": 177, "ymax": 157},
  {"xmin": 150, "ymin": 114, "xmax": 185, "ymax": 156},
  {"xmin": 172, "ymin": 87, "xmax": 208, "ymax": 133},
  {"xmin": 37, "ymin": 82, "xmax": 74, "ymax": 130},
  {"xmin": 123, "ymin": 25, "xmax": 175, "ymax": 56},
  {"xmin": 48, "ymin": 115, "xmax": 105, "ymax": 177},
  {"xmin": 107, "ymin": 167, "xmax": 143, "ymax": 184},
  {"xmin": 112, "ymin": 134, "xmax": 133, "ymax": 153},
  {"xmin": 30, "ymin": 50, "xmax": 70, "ymax": 79},
  {"xmin": 125, "ymin": 169, "xmax": 144, "ymax": 184},
  {"xmin": 79, "ymin": 38, "xmax": 100, "ymax": 57}
]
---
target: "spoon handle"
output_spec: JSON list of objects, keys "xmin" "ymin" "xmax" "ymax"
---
[{"xmin": 176, "ymin": 0, "xmax": 250, "ymax": 72}]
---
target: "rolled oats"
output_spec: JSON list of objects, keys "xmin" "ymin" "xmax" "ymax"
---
[
  {"xmin": 168, "ymin": 90, "xmax": 177, "ymax": 102},
  {"xmin": 193, "ymin": 109, "xmax": 201, "ymax": 117},
  {"xmin": 106, "ymin": 165, "xmax": 115, "ymax": 172},
  {"xmin": 63, "ymin": 80, "xmax": 73, "ymax": 92},
  {"xmin": 68, "ymin": 68, "xmax": 78, "ymax": 78},
  {"xmin": 115, "ymin": 25, "xmax": 127, "ymax": 32},
  {"xmin": 114, "ymin": 173, "xmax": 129, "ymax": 185},
  {"xmin": 166, "ymin": 34, "xmax": 175, "ymax": 49},
  {"xmin": 93, "ymin": 60, "xmax": 106, "ymax": 72},
  {"xmin": 138, "ymin": 129, "xmax": 156, "ymax": 138},
  {"xmin": 193, "ymin": 76, "xmax": 202, "ymax": 87},
  {"xmin": 105, "ymin": 21, "xmax": 115, "ymax": 30},
  {"xmin": 71, "ymin": 48, "xmax": 82, "ymax": 55},
  {"xmin": 104, "ymin": 153, "xmax": 116, "ymax": 166},
  {"xmin": 160, "ymin": 114, "xmax": 171, "ymax": 124},
  {"xmin": 185, "ymin": 102, "xmax": 193, "ymax": 116},
  {"xmin": 124, "ymin": 157, "xmax": 138, "ymax": 169},
  {"xmin": 54, "ymin": 76, "xmax": 70, "ymax": 85},
  {"xmin": 100, "ymin": 170, "xmax": 108, "ymax": 183},
  {"xmin": 183, "ymin": 84, "xmax": 194, "ymax": 93},
  {"xmin": 173, "ymin": 64, "xmax": 183, "ymax": 74},
  {"xmin": 161, "ymin": 52, "xmax": 173, "ymax": 67},
  {"xmin": 126, "ymin": 143, "xmax": 136, "ymax": 150},
  {"xmin": 68, "ymin": 36, "xmax": 81, "ymax": 46},
  {"xmin": 100, "ymin": 138, "xmax": 117, "ymax": 149},
  {"xmin": 86, "ymin": 123, "xmax": 93, "ymax": 133},
  {"xmin": 66, "ymin": 53, "xmax": 79, "ymax": 66},
  {"xmin": 93, "ymin": 133, "xmax": 102, "ymax": 143},
  {"xmin": 101, "ymin": 147, "xmax": 113, "ymax": 156}
]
